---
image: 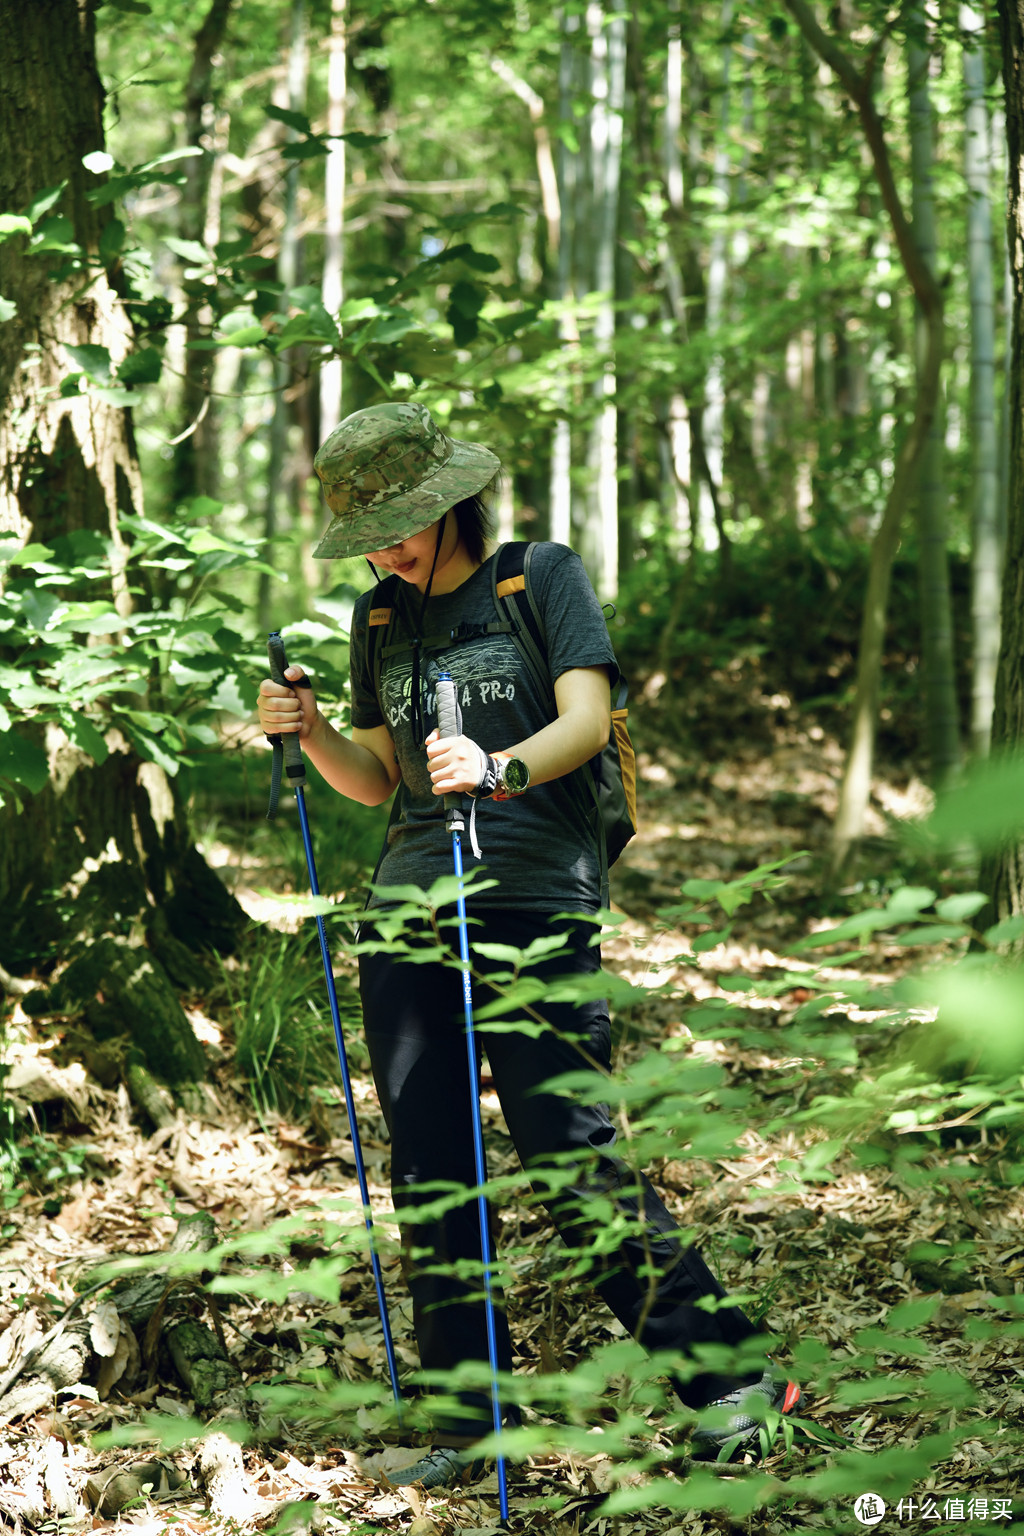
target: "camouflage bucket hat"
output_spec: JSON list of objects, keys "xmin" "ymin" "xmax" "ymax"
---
[{"xmin": 312, "ymin": 401, "xmax": 501, "ymax": 559}]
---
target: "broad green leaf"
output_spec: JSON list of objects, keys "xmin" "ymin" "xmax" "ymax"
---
[
  {"xmin": 64, "ymin": 343, "xmax": 112, "ymax": 381},
  {"xmin": 117, "ymin": 347, "xmax": 162, "ymax": 385},
  {"xmin": 0, "ymin": 704, "xmax": 9, "ymax": 731},
  {"xmin": 2, "ymin": 541, "xmax": 55, "ymax": 567},
  {"xmin": 90, "ymin": 385, "xmax": 137, "ymax": 408},
  {"xmin": 0, "ymin": 732, "xmax": 48, "ymax": 792},
  {"xmin": 336, "ymin": 130, "xmax": 387, "ymax": 147},
  {"xmin": 891, "ymin": 923, "xmax": 969, "ymax": 945},
  {"xmin": 884, "ymin": 886, "xmax": 936, "ymax": 919},
  {"xmin": 215, "ymin": 324, "xmax": 268, "ymax": 348},
  {"xmin": 62, "ymin": 713, "xmax": 109, "ymax": 764},
  {"xmin": 265, "ymin": 104, "xmax": 313, "ymax": 135},
  {"xmin": 923, "ymin": 754, "xmax": 1024, "ymax": 847},
  {"xmin": 985, "ymin": 914, "xmax": 1024, "ymax": 945},
  {"xmin": 935, "ymin": 892, "xmax": 988, "ymax": 923},
  {"xmin": 25, "ymin": 184, "xmax": 66, "ymax": 222},
  {"xmin": 165, "ymin": 236, "xmax": 209, "ymax": 266},
  {"xmin": 281, "ymin": 139, "xmax": 329, "ymax": 160},
  {"xmin": 0, "ymin": 214, "xmax": 32, "ymax": 240}
]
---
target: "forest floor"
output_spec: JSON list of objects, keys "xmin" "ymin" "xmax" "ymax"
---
[{"xmin": 2, "ymin": 677, "xmax": 1023, "ymax": 1535}]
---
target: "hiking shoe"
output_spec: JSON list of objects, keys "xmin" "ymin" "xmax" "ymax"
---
[
  {"xmin": 690, "ymin": 1371, "xmax": 803, "ymax": 1462},
  {"xmin": 389, "ymin": 1446, "xmax": 486, "ymax": 1489}
]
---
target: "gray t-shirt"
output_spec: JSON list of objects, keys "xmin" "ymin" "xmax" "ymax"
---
[{"xmin": 349, "ymin": 542, "xmax": 618, "ymax": 913}]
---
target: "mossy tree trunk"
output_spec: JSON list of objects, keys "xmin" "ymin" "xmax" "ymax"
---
[{"xmin": 0, "ymin": 0, "xmax": 244, "ymax": 1086}]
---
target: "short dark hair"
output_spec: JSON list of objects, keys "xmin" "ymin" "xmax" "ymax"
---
[{"xmin": 452, "ymin": 484, "xmax": 498, "ymax": 565}]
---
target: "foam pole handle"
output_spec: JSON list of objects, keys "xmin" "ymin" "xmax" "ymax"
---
[
  {"xmin": 436, "ymin": 671, "xmax": 459, "ymax": 740},
  {"xmin": 267, "ymin": 630, "xmax": 307, "ymax": 785}
]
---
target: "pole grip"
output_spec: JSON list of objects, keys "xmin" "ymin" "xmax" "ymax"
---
[
  {"xmin": 436, "ymin": 668, "xmax": 464, "ymax": 827},
  {"xmin": 436, "ymin": 670, "xmax": 459, "ymax": 741},
  {"xmin": 267, "ymin": 630, "xmax": 307, "ymax": 787}
]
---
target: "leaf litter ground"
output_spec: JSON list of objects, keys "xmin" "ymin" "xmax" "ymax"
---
[{"xmin": 1, "ymin": 703, "xmax": 1022, "ymax": 1535}]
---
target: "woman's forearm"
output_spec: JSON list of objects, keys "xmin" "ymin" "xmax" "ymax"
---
[
  {"xmin": 496, "ymin": 706, "xmax": 609, "ymax": 789},
  {"xmin": 303, "ymin": 713, "xmax": 396, "ymax": 806}
]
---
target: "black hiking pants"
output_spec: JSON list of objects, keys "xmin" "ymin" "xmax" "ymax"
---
[{"xmin": 358, "ymin": 908, "xmax": 760, "ymax": 1443}]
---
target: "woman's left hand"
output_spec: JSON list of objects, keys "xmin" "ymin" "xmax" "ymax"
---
[{"xmin": 425, "ymin": 728, "xmax": 485, "ymax": 796}]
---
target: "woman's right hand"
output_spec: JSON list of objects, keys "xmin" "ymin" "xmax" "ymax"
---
[{"xmin": 257, "ymin": 664, "xmax": 320, "ymax": 740}]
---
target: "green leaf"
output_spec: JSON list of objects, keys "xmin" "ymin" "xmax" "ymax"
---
[
  {"xmin": 62, "ymin": 713, "xmax": 109, "ymax": 764},
  {"xmin": 0, "ymin": 732, "xmax": 48, "ymax": 792},
  {"xmin": 985, "ymin": 914, "xmax": 1024, "ymax": 946},
  {"xmin": 64, "ymin": 344, "xmax": 112, "ymax": 382},
  {"xmin": 25, "ymin": 184, "xmax": 66, "ymax": 223},
  {"xmin": 337, "ymin": 130, "xmax": 387, "ymax": 148},
  {"xmin": 90, "ymin": 385, "xmax": 137, "ymax": 408},
  {"xmin": 281, "ymin": 139, "xmax": 329, "ymax": 160},
  {"xmin": 891, "ymin": 924, "xmax": 969, "ymax": 946},
  {"xmin": 935, "ymin": 891, "xmax": 988, "ymax": 923},
  {"xmin": 99, "ymin": 218, "xmax": 126, "ymax": 266},
  {"xmin": 266, "ymin": 104, "xmax": 313, "ymax": 136},
  {"xmin": 30, "ymin": 215, "xmax": 78, "ymax": 253},
  {"xmin": 0, "ymin": 214, "xmax": 32, "ymax": 241},
  {"xmin": 884, "ymin": 885, "xmax": 936, "ymax": 919},
  {"xmin": 214, "ymin": 324, "xmax": 268, "ymax": 348},
  {"xmin": 116, "ymin": 348, "xmax": 162, "ymax": 386},
  {"xmin": 1, "ymin": 541, "xmax": 55, "ymax": 568},
  {"xmin": 691, "ymin": 927, "xmax": 731, "ymax": 953},
  {"xmin": 165, "ymin": 236, "xmax": 209, "ymax": 266}
]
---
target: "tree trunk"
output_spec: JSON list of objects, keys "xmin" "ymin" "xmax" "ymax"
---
[
  {"xmin": 982, "ymin": 0, "xmax": 1024, "ymax": 923},
  {"xmin": 320, "ymin": 0, "xmax": 347, "ymax": 441},
  {"xmin": 0, "ymin": 0, "xmax": 242, "ymax": 1077},
  {"xmin": 963, "ymin": 2, "xmax": 1002, "ymax": 758},
  {"xmin": 550, "ymin": 8, "xmax": 582, "ymax": 548},
  {"xmin": 785, "ymin": 0, "xmax": 945, "ymax": 869},
  {"xmin": 171, "ymin": 0, "xmax": 235, "ymax": 509},
  {"xmin": 908, "ymin": 11, "xmax": 960, "ymax": 783},
  {"xmin": 583, "ymin": 0, "xmax": 625, "ymax": 601}
]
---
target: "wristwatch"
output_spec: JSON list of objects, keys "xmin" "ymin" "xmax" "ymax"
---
[{"xmin": 492, "ymin": 753, "xmax": 530, "ymax": 800}]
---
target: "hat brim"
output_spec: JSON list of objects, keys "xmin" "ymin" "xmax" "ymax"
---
[{"xmin": 312, "ymin": 437, "xmax": 500, "ymax": 559}]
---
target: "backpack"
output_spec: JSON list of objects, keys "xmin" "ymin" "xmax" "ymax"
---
[{"xmin": 366, "ymin": 541, "xmax": 637, "ymax": 900}]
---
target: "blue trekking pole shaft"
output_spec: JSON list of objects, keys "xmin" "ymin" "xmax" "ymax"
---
[
  {"xmin": 436, "ymin": 670, "xmax": 509, "ymax": 1523},
  {"xmin": 266, "ymin": 632, "xmax": 402, "ymax": 1417}
]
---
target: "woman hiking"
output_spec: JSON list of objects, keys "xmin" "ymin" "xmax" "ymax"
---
[{"xmin": 256, "ymin": 401, "xmax": 802, "ymax": 1487}]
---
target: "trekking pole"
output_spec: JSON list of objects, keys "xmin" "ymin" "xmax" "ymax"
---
[
  {"xmin": 435, "ymin": 669, "xmax": 509, "ymax": 1523},
  {"xmin": 265, "ymin": 631, "xmax": 402, "ymax": 1418}
]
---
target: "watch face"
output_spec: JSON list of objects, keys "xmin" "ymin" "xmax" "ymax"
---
[{"xmin": 503, "ymin": 756, "xmax": 530, "ymax": 794}]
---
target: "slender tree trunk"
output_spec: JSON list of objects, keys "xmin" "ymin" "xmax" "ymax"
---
[
  {"xmin": 259, "ymin": 0, "xmax": 308, "ymax": 633},
  {"xmin": 908, "ymin": 11, "xmax": 960, "ymax": 783},
  {"xmin": 583, "ymin": 0, "xmax": 625, "ymax": 601},
  {"xmin": 550, "ymin": 10, "xmax": 580, "ymax": 547},
  {"xmin": 320, "ymin": 0, "xmax": 347, "ymax": 441},
  {"xmin": 171, "ymin": 0, "xmax": 235, "ymax": 508},
  {"xmin": 982, "ymin": 0, "xmax": 1024, "ymax": 925},
  {"xmin": 660, "ymin": 0, "xmax": 691, "ymax": 554},
  {"xmin": 700, "ymin": 0, "xmax": 734, "ymax": 558},
  {"xmin": 784, "ymin": 0, "xmax": 945, "ymax": 869},
  {"xmin": 963, "ymin": 2, "xmax": 1002, "ymax": 757}
]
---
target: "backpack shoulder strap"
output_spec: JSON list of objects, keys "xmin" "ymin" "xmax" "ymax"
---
[
  {"xmin": 366, "ymin": 574, "xmax": 400, "ymax": 719},
  {"xmin": 493, "ymin": 541, "xmax": 553, "ymax": 708}
]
